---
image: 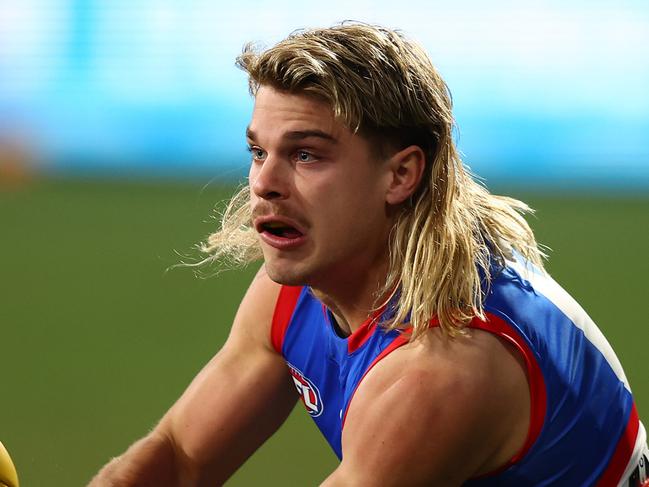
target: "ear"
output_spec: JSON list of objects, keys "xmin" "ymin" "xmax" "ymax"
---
[{"xmin": 384, "ymin": 145, "xmax": 426, "ymax": 205}]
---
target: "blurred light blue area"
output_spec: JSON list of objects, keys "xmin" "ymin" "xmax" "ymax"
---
[{"xmin": 1, "ymin": 0, "xmax": 648, "ymax": 189}]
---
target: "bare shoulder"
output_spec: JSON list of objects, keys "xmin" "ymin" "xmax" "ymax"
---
[
  {"xmin": 334, "ymin": 327, "xmax": 530, "ymax": 486},
  {"xmin": 227, "ymin": 264, "xmax": 283, "ymax": 351}
]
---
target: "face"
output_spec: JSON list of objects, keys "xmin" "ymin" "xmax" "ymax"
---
[{"xmin": 247, "ymin": 86, "xmax": 394, "ymax": 289}]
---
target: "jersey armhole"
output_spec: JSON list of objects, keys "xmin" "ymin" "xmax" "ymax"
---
[
  {"xmin": 341, "ymin": 312, "xmax": 548, "ymax": 477},
  {"xmin": 270, "ymin": 285, "xmax": 303, "ymax": 355},
  {"xmin": 469, "ymin": 311, "xmax": 548, "ymax": 478}
]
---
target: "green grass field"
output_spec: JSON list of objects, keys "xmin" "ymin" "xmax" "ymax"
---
[{"xmin": 1, "ymin": 178, "xmax": 647, "ymax": 486}]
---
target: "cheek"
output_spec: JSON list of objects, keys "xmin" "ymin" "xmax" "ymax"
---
[
  {"xmin": 345, "ymin": 171, "xmax": 388, "ymax": 212},
  {"xmin": 315, "ymin": 179, "xmax": 386, "ymax": 233},
  {"xmin": 297, "ymin": 160, "xmax": 388, "ymax": 232}
]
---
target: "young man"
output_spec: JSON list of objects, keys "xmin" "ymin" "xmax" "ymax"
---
[{"xmin": 89, "ymin": 24, "xmax": 647, "ymax": 486}]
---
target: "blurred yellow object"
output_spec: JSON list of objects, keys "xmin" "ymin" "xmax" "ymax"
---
[{"xmin": 0, "ymin": 441, "xmax": 18, "ymax": 487}]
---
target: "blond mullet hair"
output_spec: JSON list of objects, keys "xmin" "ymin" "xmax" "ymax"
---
[{"xmin": 202, "ymin": 23, "xmax": 545, "ymax": 339}]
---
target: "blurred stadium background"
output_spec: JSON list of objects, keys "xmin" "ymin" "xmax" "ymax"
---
[{"xmin": 1, "ymin": 1, "xmax": 647, "ymax": 485}]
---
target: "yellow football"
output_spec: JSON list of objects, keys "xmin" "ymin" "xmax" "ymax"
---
[{"xmin": 0, "ymin": 441, "xmax": 18, "ymax": 487}]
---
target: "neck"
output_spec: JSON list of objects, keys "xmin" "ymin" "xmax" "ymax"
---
[{"xmin": 310, "ymin": 256, "xmax": 392, "ymax": 336}]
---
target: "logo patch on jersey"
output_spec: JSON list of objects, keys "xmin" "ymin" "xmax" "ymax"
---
[{"xmin": 287, "ymin": 363, "xmax": 324, "ymax": 417}]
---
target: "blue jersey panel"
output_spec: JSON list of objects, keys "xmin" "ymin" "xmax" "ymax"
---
[
  {"xmin": 465, "ymin": 264, "xmax": 635, "ymax": 486},
  {"xmin": 280, "ymin": 287, "xmax": 404, "ymax": 459}
]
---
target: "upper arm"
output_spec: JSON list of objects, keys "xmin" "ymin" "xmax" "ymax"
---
[
  {"xmin": 324, "ymin": 329, "xmax": 530, "ymax": 486},
  {"xmin": 157, "ymin": 266, "xmax": 297, "ymax": 485}
]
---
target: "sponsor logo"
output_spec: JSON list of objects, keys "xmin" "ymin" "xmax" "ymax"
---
[{"xmin": 288, "ymin": 363, "xmax": 324, "ymax": 417}]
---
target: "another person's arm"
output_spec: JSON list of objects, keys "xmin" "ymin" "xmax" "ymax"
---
[
  {"xmin": 88, "ymin": 267, "xmax": 297, "ymax": 487},
  {"xmin": 0, "ymin": 440, "xmax": 19, "ymax": 487}
]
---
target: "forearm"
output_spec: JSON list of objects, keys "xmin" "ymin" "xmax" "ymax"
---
[{"xmin": 88, "ymin": 430, "xmax": 186, "ymax": 487}]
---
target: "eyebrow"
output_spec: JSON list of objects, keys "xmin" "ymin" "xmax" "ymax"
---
[{"xmin": 246, "ymin": 127, "xmax": 337, "ymax": 143}]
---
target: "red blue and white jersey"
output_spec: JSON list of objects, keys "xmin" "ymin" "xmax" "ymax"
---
[{"xmin": 270, "ymin": 257, "xmax": 647, "ymax": 486}]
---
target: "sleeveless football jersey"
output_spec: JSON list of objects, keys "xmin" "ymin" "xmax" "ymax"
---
[{"xmin": 270, "ymin": 257, "xmax": 647, "ymax": 486}]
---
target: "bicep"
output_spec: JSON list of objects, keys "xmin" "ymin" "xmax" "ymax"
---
[
  {"xmin": 160, "ymin": 268, "xmax": 298, "ymax": 484},
  {"xmin": 326, "ymin": 376, "xmax": 478, "ymax": 487}
]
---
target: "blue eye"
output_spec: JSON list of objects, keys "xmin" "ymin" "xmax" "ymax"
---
[
  {"xmin": 247, "ymin": 146, "xmax": 266, "ymax": 161},
  {"xmin": 297, "ymin": 151, "xmax": 314, "ymax": 163}
]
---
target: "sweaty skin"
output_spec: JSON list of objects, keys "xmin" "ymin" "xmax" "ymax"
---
[{"xmin": 88, "ymin": 87, "xmax": 531, "ymax": 486}]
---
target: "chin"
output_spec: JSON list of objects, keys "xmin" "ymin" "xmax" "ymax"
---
[{"xmin": 264, "ymin": 262, "xmax": 310, "ymax": 287}]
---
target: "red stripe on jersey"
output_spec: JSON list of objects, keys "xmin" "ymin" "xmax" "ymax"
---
[
  {"xmin": 595, "ymin": 402, "xmax": 640, "ymax": 487},
  {"xmin": 270, "ymin": 285, "xmax": 303, "ymax": 354},
  {"xmin": 341, "ymin": 332, "xmax": 410, "ymax": 428},
  {"xmin": 468, "ymin": 312, "xmax": 548, "ymax": 477},
  {"xmin": 347, "ymin": 302, "xmax": 390, "ymax": 354}
]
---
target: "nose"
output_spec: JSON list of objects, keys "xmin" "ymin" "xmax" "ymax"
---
[{"xmin": 250, "ymin": 155, "xmax": 289, "ymax": 201}]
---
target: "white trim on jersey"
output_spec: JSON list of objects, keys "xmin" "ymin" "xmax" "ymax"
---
[{"xmin": 508, "ymin": 258, "xmax": 631, "ymax": 392}]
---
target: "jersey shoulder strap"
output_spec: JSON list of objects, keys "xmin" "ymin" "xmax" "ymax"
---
[{"xmin": 270, "ymin": 285, "xmax": 303, "ymax": 354}]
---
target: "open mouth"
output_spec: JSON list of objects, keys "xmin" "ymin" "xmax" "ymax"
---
[{"xmin": 260, "ymin": 221, "xmax": 304, "ymax": 239}]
